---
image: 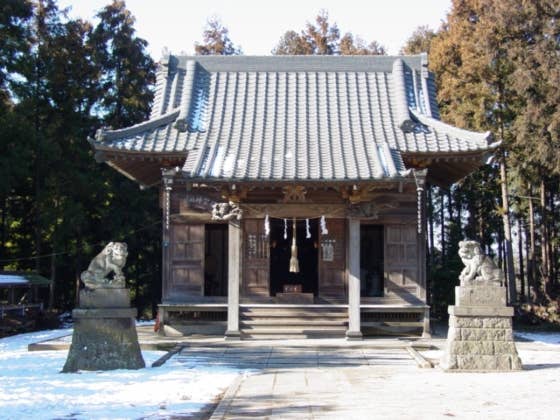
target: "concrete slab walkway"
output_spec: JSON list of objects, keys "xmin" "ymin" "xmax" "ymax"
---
[{"xmin": 201, "ymin": 340, "xmax": 560, "ymax": 420}]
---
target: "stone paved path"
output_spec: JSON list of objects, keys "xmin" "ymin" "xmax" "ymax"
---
[
  {"xmin": 172, "ymin": 340, "xmax": 560, "ymax": 420},
  {"xmin": 176, "ymin": 345, "xmax": 415, "ymax": 369}
]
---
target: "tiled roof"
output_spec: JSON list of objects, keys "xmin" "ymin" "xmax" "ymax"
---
[
  {"xmin": 0, "ymin": 273, "xmax": 51, "ymax": 287},
  {"xmin": 94, "ymin": 55, "xmax": 496, "ymax": 181}
]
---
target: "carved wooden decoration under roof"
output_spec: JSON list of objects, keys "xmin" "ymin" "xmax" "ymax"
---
[
  {"xmin": 281, "ymin": 185, "xmax": 307, "ymax": 203},
  {"xmin": 220, "ymin": 185, "xmax": 248, "ymax": 203},
  {"xmin": 347, "ymin": 201, "xmax": 399, "ymax": 219},
  {"xmin": 340, "ymin": 183, "xmax": 406, "ymax": 204},
  {"xmin": 242, "ymin": 204, "xmax": 347, "ymax": 219}
]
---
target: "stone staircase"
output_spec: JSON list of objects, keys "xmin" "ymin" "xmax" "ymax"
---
[{"xmin": 240, "ymin": 305, "xmax": 348, "ymax": 339}]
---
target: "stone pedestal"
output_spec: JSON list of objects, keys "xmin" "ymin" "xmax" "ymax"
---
[
  {"xmin": 62, "ymin": 287, "xmax": 145, "ymax": 372},
  {"xmin": 441, "ymin": 286, "xmax": 522, "ymax": 371}
]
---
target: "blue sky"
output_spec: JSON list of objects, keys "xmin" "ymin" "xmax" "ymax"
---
[{"xmin": 60, "ymin": 0, "xmax": 451, "ymax": 58}]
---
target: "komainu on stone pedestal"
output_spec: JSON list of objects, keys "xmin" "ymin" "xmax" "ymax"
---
[
  {"xmin": 62, "ymin": 242, "xmax": 145, "ymax": 372},
  {"xmin": 440, "ymin": 241, "xmax": 522, "ymax": 372},
  {"xmin": 80, "ymin": 242, "xmax": 128, "ymax": 289}
]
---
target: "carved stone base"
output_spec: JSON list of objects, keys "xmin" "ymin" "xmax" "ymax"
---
[
  {"xmin": 441, "ymin": 287, "xmax": 522, "ymax": 372},
  {"xmin": 79, "ymin": 288, "xmax": 130, "ymax": 308},
  {"xmin": 62, "ymin": 288, "xmax": 144, "ymax": 372},
  {"xmin": 455, "ymin": 285, "xmax": 506, "ymax": 307}
]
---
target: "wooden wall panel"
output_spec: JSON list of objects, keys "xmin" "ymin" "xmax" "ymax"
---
[
  {"xmin": 384, "ymin": 225, "xmax": 419, "ymax": 298},
  {"xmin": 165, "ymin": 223, "xmax": 204, "ymax": 300}
]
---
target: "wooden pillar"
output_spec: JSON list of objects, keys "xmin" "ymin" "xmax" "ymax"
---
[
  {"xmin": 420, "ymin": 186, "xmax": 431, "ymax": 338},
  {"xmin": 225, "ymin": 221, "xmax": 241, "ymax": 340},
  {"xmin": 415, "ymin": 170, "xmax": 431, "ymax": 338},
  {"xmin": 159, "ymin": 169, "xmax": 175, "ymax": 336},
  {"xmin": 161, "ymin": 171, "xmax": 175, "ymax": 302},
  {"xmin": 346, "ymin": 218, "xmax": 362, "ymax": 340}
]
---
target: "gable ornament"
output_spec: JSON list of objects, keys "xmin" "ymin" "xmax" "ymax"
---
[
  {"xmin": 211, "ymin": 201, "xmax": 243, "ymax": 221},
  {"xmin": 282, "ymin": 185, "xmax": 307, "ymax": 202},
  {"xmin": 347, "ymin": 202, "xmax": 379, "ymax": 219}
]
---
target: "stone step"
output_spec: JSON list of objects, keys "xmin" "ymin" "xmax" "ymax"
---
[
  {"xmin": 240, "ymin": 305, "xmax": 350, "ymax": 339},
  {"xmin": 241, "ymin": 334, "xmax": 346, "ymax": 340},
  {"xmin": 242, "ymin": 324, "xmax": 347, "ymax": 332},
  {"xmin": 240, "ymin": 309, "xmax": 347, "ymax": 317},
  {"xmin": 240, "ymin": 319, "xmax": 347, "ymax": 327},
  {"xmin": 240, "ymin": 314, "xmax": 347, "ymax": 322},
  {"xmin": 241, "ymin": 328, "xmax": 347, "ymax": 340},
  {"xmin": 362, "ymin": 321, "xmax": 424, "ymax": 328}
]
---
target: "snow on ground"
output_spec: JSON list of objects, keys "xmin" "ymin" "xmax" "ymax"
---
[
  {"xmin": 410, "ymin": 332, "xmax": 560, "ymax": 371},
  {"xmin": 515, "ymin": 331, "xmax": 560, "ymax": 345},
  {"xmin": 1, "ymin": 328, "xmax": 559, "ymax": 420},
  {"xmin": 0, "ymin": 329, "xmax": 241, "ymax": 420}
]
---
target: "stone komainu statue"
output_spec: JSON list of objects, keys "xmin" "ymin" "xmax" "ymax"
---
[
  {"xmin": 458, "ymin": 240, "xmax": 503, "ymax": 286},
  {"xmin": 81, "ymin": 242, "xmax": 128, "ymax": 288}
]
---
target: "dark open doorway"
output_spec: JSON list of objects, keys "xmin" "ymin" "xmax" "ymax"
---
[
  {"xmin": 270, "ymin": 219, "xmax": 318, "ymax": 296},
  {"xmin": 204, "ymin": 224, "xmax": 228, "ymax": 296},
  {"xmin": 361, "ymin": 225, "xmax": 384, "ymax": 297}
]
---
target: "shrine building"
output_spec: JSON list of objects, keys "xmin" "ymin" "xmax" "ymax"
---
[{"xmin": 90, "ymin": 54, "xmax": 497, "ymax": 340}]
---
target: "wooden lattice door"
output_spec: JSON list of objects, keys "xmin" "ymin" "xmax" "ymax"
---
[
  {"xmin": 243, "ymin": 219, "xmax": 270, "ymax": 297},
  {"xmin": 318, "ymin": 218, "xmax": 346, "ymax": 300}
]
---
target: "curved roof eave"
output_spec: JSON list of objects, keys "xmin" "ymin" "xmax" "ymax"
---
[
  {"xmin": 93, "ymin": 108, "xmax": 181, "ymax": 144},
  {"xmin": 409, "ymin": 108, "xmax": 496, "ymax": 151}
]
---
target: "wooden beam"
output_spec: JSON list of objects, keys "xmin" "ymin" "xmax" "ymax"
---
[{"xmin": 242, "ymin": 203, "xmax": 347, "ymax": 219}]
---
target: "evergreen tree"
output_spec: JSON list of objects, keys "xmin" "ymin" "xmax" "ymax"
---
[
  {"xmin": 303, "ymin": 10, "xmax": 340, "ymax": 55},
  {"xmin": 0, "ymin": 0, "xmax": 160, "ymax": 313},
  {"xmin": 90, "ymin": 0, "xmax": 155, "ymax": 127},
  {"xmin": 194, "ymin": 17, "xmax": 241, "ymax": 55},
  {"xmin": 0, "ymin": 0, "xmax": 33, "ymax": 102},
  {"xmin": 430, "ymin": 0, "xmax": 519, "ymax": 303},
  {"xmin": 272, "ymin": 11, "xmax": 385, "ymax": 56},
  {"xmin": 0, "ymin": 0, "xmax": 33, "ymax": 267},
  {"xmin": 89, "ymin": 0, "xmax": 160, "ymax": 314},
  {"xmin": 339, "ymin": 33, "xmax": 386, "ymax": 55},
  {"xmin": 400, "ymin": 25, "xmax": 437, "ymax": 55},
  {"xmin": 272, "ymin": 30, "xmax": 312, "ymax": 55}
]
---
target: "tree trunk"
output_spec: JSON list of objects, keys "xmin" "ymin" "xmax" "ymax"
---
[
  {"xmin": 440, "ymin": 190, "xmax": 445, "ymax": 263},
  {"xmin": 547, "ymin": 186, "xmax": 556, "ymax": 286},
  {"xmin": 524, "ymin": 220, "xmax": 531, "ymax": 302},
  {"xmin": 49, "ymin": 253, "xmax": 55, "ymax": 310},
  {"xmin": 517, "ymin": 218, "xmax": 525, "ymax": 302},
  {"xmin": 527, "ymin": 183, "xmax": 536, "ymax": 301},
  {"xmin": 499, "ymin": 156, "xmax": 516, "ymax": 304},
  {"xmin": 540, "ymin": 179, "xmax": 550, "ymax": 296},
  {"xmin": 33, "ymin": 51, "xmax": 43, "ymax": 274},
  {"xmin": 75, "ymin": 238, "xmax": 82, "ymax": 307},
  {"xmin": 34, "ymin": 140, "xmax": 42, "ymax": 273},
  {"xmin": 134, "ymin": 262, "xmax": 140, "ymax": 315},
  {"xmin": 454, "ymin": 190, "xmax": 462, "ymax": 228},
  {"xmin": 498, "ymin": 228, "xmax": 504, "ymax": 269},
  {"xmin": 478, "ymin": 209, "xmax": 485, "ymax": 250},
  {"xmin": 0, "ymin": 196, "xmax": 6, "ymax": 271}
]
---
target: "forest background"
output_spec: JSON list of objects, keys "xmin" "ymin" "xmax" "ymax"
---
[{"xmin": 1, "ymin": 0, "xmax": 559, "ymax": 325}]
